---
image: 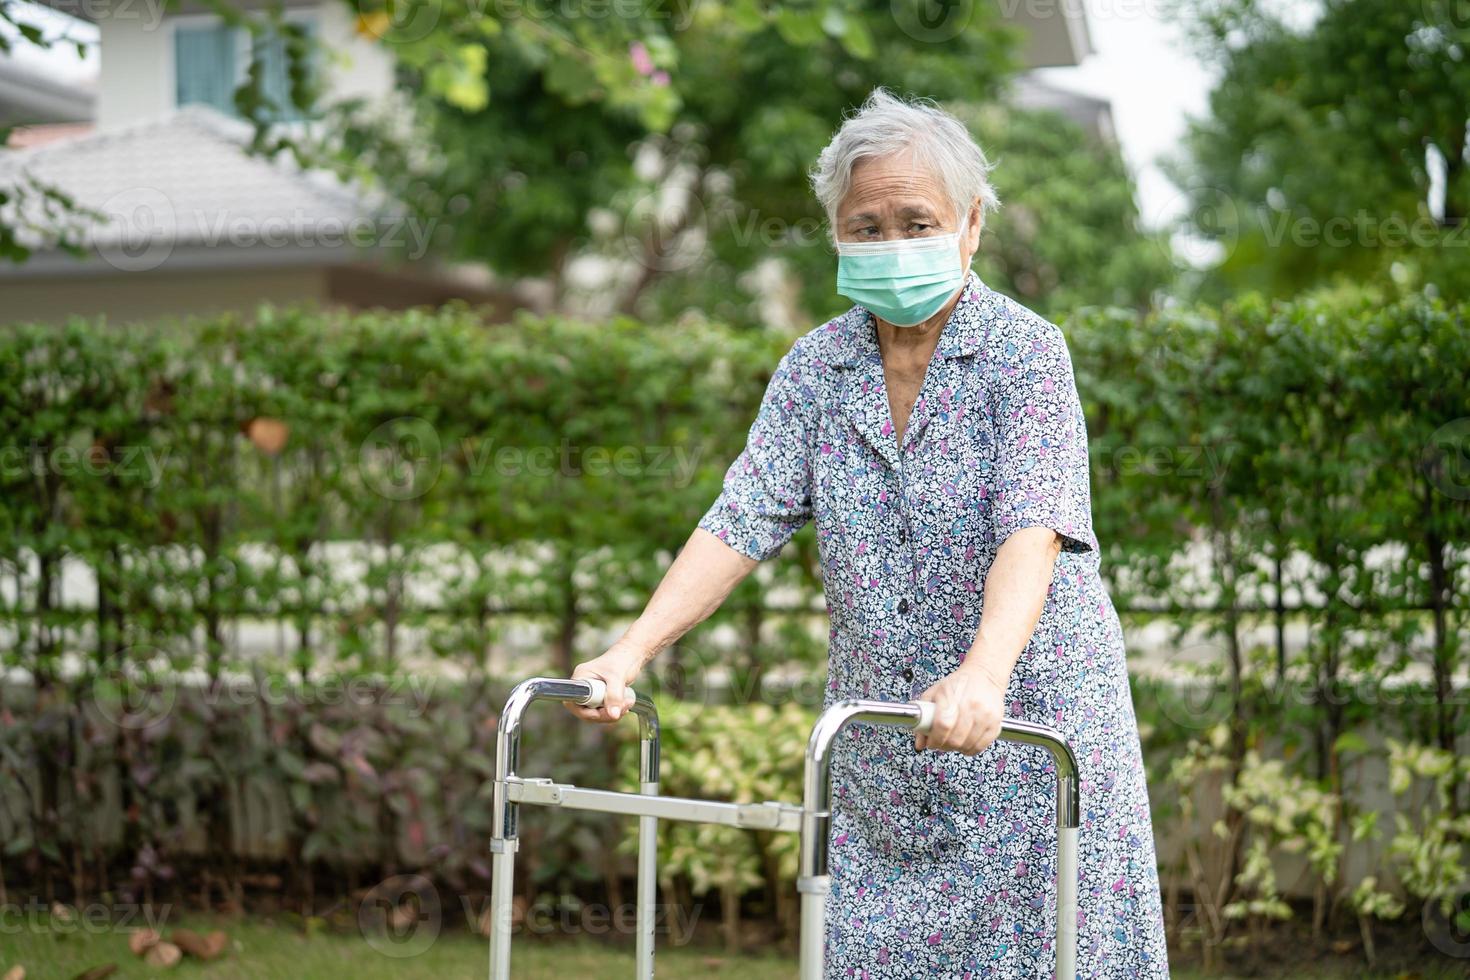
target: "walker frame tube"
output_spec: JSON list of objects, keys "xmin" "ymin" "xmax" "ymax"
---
[{"xmin": 488, "ymin": 679, "xmax": 1081, "ymax": 979}]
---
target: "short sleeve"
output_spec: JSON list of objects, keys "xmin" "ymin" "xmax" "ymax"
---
[
  {"xmin": 697, "ymin": 349, "xmax": 813, "ymax": 561},
  {"xmin": 989, "ymin": 316, "xmax": 1098, "ymax": 555}
]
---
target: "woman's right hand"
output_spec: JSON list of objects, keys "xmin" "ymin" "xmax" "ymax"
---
[{"xmin": 565, "ymin": 642, "xmax": 646, "ymax": 724}]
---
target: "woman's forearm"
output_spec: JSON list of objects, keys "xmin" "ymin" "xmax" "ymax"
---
[
  {"xmin": 915, "ymin": 526, "xmax": 1063, "ymax": 753},
  {"xmin": 960, "ymin": 526, "xmax": 1063, "ymax": 686},
  {"xmin": 616, "ymin": 527, "xmax": 759, "ymax": 669}
]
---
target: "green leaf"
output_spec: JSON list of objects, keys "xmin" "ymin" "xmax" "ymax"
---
[
  {"xmin": 544, "ymin": 53, "xmax": 601, "ymax": 105},
  {"xmin": 771, "ymin": 9, "xmax": 824, "ymax": 46},
  {"xmin": 1333, "ymin": 731, "xmax": 1369, "ymax": 756},
  {"xmin": 837, "ymin": 18, "xmax": 875, "ymax": 59},
  {"xmin": 727, "ymin": 0, "xmax": 766, "ymax": 32}
]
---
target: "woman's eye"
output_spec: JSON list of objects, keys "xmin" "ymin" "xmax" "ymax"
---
[{"xmin": 908, "ymin": 223, "xmax": 932, "ymax": 234}]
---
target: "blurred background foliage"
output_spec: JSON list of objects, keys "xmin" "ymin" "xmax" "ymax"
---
[
  {"xmin": 4, "ymin": 0, "xmax": 1169, "ymax": 323},
  {"xmin": 1163, "ymin": 0, "xmax": 1470, "ymax": 303},
  {"xmin": 3, "ymin": 0, "xmax": 1467, "ymax": 315}
]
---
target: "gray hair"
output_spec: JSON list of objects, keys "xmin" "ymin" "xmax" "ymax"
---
[{"xmin": 809, "ymin": 88, "xmax": 1001, "ymax": 236}]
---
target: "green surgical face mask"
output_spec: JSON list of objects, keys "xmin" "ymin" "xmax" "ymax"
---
[{"xmin": 835, "ymin": 231, "xmax": 966, "ymax": 327}]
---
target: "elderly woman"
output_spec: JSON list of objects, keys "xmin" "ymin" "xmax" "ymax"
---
[{"xmin": 569, "ymin": 88, "xmax": 1169, "ymax": 977}]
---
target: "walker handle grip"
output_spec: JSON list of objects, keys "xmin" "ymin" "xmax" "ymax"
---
[
  {"xmin": 912, "ymin": 700, "xmax": 936, "ymax": 735},
  {"xmin": 575, "ymin": 677, "xmax": 637, "ymax": 710}
]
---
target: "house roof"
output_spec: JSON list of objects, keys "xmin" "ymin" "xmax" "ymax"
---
[
  {"xmin": 0, "ymin": 58, "xmax": 95, "ymax": 127},
  {"xmin": 1005, "ymin": 0, "xmax": 1094, "ymax": 68},
  {"xmin": 1011, "ymin": 74, "xmax": 1115, "ymax": 143},
  {"xmin": 0, "ymin": 105, "xmax": 397, "ymax": 276}
]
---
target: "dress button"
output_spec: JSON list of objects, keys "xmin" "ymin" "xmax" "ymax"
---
[
  {"xmin": 898, "ymin": 598, "xmax": 910, "ymax": 614},
  {"xmin": 901, "ymin": 668, "xmax": 914, "ymax": 682}
]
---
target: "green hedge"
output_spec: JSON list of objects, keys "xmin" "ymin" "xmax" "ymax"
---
[
  {"xmin": 1072, "ymin": 293, "xmax": 1470, "ymax": 758},
  {"xmin": 0, "ymin": 307, "xmax": 816, "ymax": 681}
]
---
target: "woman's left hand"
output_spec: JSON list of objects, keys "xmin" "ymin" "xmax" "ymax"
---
[{"xmin": 914, "ymin": 663, "xmax": 1008, "ymax": 755}]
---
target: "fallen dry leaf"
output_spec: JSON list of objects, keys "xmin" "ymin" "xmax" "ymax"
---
[
  {"xmin": 170, "ymin": 929, "xmax": 228, "ymax": 961},
  {"xmin": 244, "ymin": 417, "xmax": 290, "ymax": 456},
  {"xmin": 143, "ymin": 942, "xmax": 181, "ymax": 968},
  {"xmin": 388, "ymin": 904, "xmax": 418, "ymax": 932},
  {"xmin": 3, "ymin": 965, "xmax": 25, "ymax": 980},
  {"xmin": 128, "ymin": 929, "xmax": 161, "ymax": 956},
  {"xmin": 169, "ymin": 930, "xmax": 201, "ymax": 957},
  {"xmin": 70, "ymin": 967, "xmax": 117, "ymax": 980}
]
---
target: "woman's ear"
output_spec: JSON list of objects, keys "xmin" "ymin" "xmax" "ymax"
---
[{"xmin": 960, "ymin": 198, "xmax": 983, "ymax": 264}]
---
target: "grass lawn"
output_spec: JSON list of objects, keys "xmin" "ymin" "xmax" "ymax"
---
[
  {"xmin": 1, "ymin": 913, "xmax": 1464, "ymax": 979},
  {"xmin": 1, "ymin": 914, "xmax": 792, "ymax": 980}
]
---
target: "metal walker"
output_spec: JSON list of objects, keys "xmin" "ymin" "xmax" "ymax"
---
[{"xmin": 488, "ymin": 676, "xmax": 1080, "ymax": 979}]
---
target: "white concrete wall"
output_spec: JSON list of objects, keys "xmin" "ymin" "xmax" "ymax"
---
[
  {"xmin": 94, "ymin": 0, "xmax": 394, "ymax": 132},
  {"xmin": 0, "ymin": 265, "xmax": 330, "ymax": 325},
  {"xmin": 95, "ymin": 11, "xmax": 172, "ymax": 130},
  {"xmin": 315, "ymin": 1, "xmax": 396, "ymax": 105}
]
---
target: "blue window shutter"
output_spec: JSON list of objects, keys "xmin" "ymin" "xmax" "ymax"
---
[{"xmin": 174, "ymin": 24, "xmax": 239, "ymax": 114}]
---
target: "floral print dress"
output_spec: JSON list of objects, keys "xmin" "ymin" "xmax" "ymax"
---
[{"xmin": 698, "ymin": 272, "xmax": 1169, "ymax": 978}]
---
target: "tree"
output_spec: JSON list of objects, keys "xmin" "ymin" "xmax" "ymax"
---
[
  {"xmin": 330, "ymin": 0, "xmax": 1026, "ymax": 324},
  {"xmin": 963, "ymin": 103, "xmax": 1174, "ymax": 318},
  {"xmin": 1163, "ymin": 0, "xmax": 1470, "ymax": 303}
]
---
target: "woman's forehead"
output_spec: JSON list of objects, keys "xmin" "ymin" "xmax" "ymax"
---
[{"xmin": 839, "ymin": 155, "xmax": 948, "ymax": 217}]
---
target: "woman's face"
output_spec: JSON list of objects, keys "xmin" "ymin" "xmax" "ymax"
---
[{"xmin": 835, "ymin": 152, "xmax": 981, "ymax": 263}]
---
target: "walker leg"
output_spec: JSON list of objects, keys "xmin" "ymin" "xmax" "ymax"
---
[
  {"xmin": 488, "ymin": 842, "xmax": 517, "ymax": 980},
  {"xmin": 1056, "ymin": 824, "xmax": 1079, "ymax": 979},
  {"xmin": 635, "ymin": 781, "xmax": 658, "ymax": 979},
  {"xmin": 797, "ymin": 877, "xmax": 829, "ymax": 980}
]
